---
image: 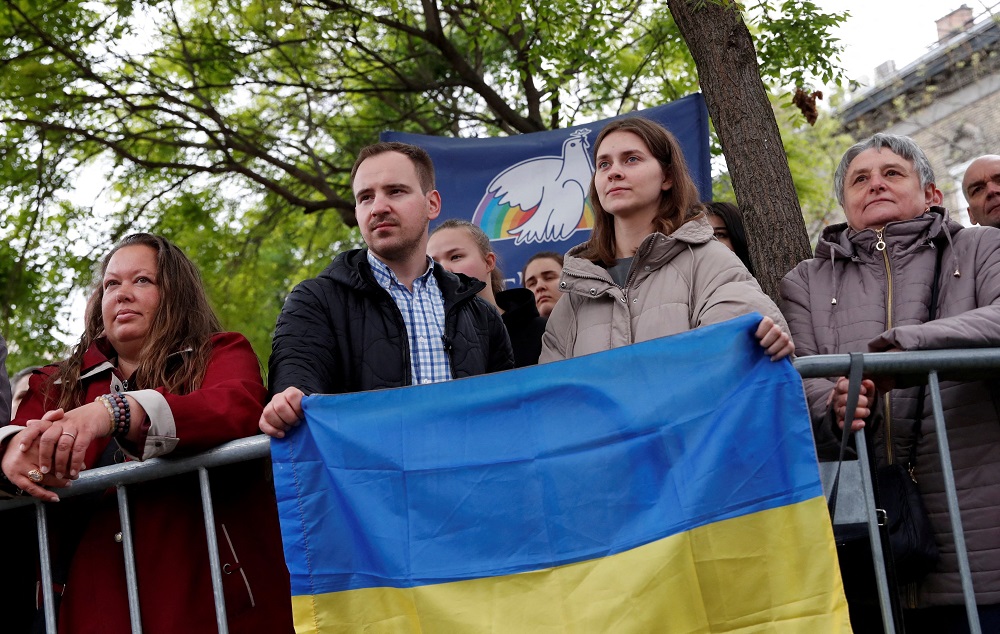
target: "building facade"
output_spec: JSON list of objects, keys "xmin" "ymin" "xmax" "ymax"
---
[{"xmin": 840, "ymin": 5, "xmax": 1000, "ymax": 224}]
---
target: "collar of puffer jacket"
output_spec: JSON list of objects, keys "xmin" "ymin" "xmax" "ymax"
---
[
  {"xmin": 814, "ymin": 207, "xmax": 957, "ymax": 261},
  {"xmin": 814, "ymin": 208, "xmax": 966, "ymax": 308},
  {"xmin": 562, "ymin": 215, "xmax": 714, "ymax": 284},
  {"xmin": 559, "ymin": 215, "xmax": 715, "ymax": 295}
]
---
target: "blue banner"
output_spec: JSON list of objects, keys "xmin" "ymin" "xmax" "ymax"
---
[{"xmin": 382, "ymin": 94, "xmax": 711, "ymax": 287}]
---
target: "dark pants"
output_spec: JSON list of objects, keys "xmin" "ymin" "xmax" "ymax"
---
[
  {"xmin": 0, "ymin": 506, "xmax": 39, "ymax": 633},
  {"xmin": 839, "ymin": 539, "xmax": 888, "ymax": 634},
  {"xmin": 839, "ymin": 540, "xmax": 999, "ymax": 634}
]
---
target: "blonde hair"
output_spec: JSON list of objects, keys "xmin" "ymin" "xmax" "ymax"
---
[{"xmin": 431, "ymin": 219, "xmax": 504, "ymax": 294}]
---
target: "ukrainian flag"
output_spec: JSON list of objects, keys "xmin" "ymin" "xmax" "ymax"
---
[{"xmin": 271, "ymin": 314, "xmax": 850, "ymax": 633}]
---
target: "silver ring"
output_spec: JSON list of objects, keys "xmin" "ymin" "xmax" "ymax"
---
[
  {"xmin": 27, "ymin": 469, "xmax": 43, "ymax": 483},
  {"xmin": 61, "ymin": 432, "xmax": 77, "ymax": 440}
]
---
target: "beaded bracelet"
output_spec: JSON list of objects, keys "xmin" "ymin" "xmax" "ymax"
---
[
  {"xmin": 95, "ymin": 395, "xmax": 117, "ymax": 437},
  {"xmin": 108, "ymin": 392, "xmax": 131, "ymax": 438},
  {"xmin": 95, "ymin": 393, "xmax": 129, "ymax": 437}
]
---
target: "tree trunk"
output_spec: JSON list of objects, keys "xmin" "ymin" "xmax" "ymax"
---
[{"xmin": 667, "ymin": 0, "xmax": 812, "ymax": 301}]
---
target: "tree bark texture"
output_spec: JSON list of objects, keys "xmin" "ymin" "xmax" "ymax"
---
[{"xmin": 667, "ymin": 0, "xmax": 813, "ymax": 301}]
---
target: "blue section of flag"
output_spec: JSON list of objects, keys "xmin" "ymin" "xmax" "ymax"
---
[
  {"xmin": 380, "ymin": 94, "xmax": 710, "ymax": 286},
  {"xmin": 271, "ymin": 314, "xmax": 819, "ymax": 597}
]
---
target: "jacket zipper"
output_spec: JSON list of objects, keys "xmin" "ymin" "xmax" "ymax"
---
[
  {"xmin": 443, "ymin": 309, "xmax": 456, "ymax": 378},
  {"xmin": 613, "ymin": 238, "xmax": 656, "ymax": 341},
  {"xmin": 621, "ymin": 240, "xmax": 651, "ymax": 300},
  {"xmin": 570, "ymin": 236, "xmax": 659, "ymax": 292},
  {"xmin": 563, "ymin": 236, "xmax": 659, "ymax": 347},
  {"xmin": 392, "ymin": 301, "xmax": 415, "ymax": 384},
  {"xmin": 441, "ymin": 286, "xmax": 482, "ymax": 378},
  {"xmin": 876, "ymin": 228, "xmax": 923, "ymax": 609},
  {"xmin": 874, "ymin": 228, "xmax": 895, "ymax": 466}
]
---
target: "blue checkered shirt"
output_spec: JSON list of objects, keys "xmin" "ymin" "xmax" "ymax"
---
[{"xmin": 367, "ymin": 251, "xmax": 452, "ymax": 385}]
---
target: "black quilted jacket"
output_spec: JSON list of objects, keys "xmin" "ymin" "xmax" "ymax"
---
[{"xmin": 268, "ymin": 249, "xmax": 513, "ymax": 396}]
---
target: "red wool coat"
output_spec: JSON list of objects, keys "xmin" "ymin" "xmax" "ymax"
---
[{"xmin": 13, "ymin": 332, "xmax": 293, "ymax": 634}]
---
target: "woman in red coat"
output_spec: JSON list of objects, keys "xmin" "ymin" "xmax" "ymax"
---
[{"xmin": 0, "ymin": 233, "xmax": 293, "ymax": 634}]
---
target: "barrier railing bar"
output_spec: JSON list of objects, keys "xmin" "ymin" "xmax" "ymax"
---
[
  {"xmin": 116, "ymin": 485, "xmax": 143, "ymax": 634},
  {"xmin": 801, "ymin": 351, "xmax": 986, "ymax": 632},
  {"xmin": 36, "ymin": 501, "xmax": 57, "ymax": 634},
  {"xmin": 928, "ymin": 370, "xmax": 981, "ymax": 634},
  {"xmin": 793, "ymin": 348, "xmax": 1000, "ymax": 376},
  {"xmin": 0, "ymin": 436, "xmax": 269, "ymax": 511},
  {"xmin": 199, "ymin": 467, "xmax": 229, "ymax": 634},
  {"xmin": 2, "ymin": 348, "xmax": 995, "ymax": 512},
  {"xmin": 854, "ymin": 430, "xmax": 896, "ymax": 633},
  {"xmin": 6, "ymin": 347, "xmax": 997, "ymax": 633}
]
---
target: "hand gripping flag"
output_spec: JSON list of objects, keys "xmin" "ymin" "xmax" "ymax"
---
[{"xmin": 271, "ymin": 314, "xmax": 851, "ymax": 633}]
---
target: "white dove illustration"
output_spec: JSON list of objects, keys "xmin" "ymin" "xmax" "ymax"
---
[{"xmin": 483, "ymin": 129, "xmax": 594, "ymax": 245}]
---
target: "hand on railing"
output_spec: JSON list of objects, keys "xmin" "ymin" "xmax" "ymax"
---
[
  {"xmin": 827, "ymin": 377, "xmax": 876, "ymax": 432},
  {"xmin": 25, "ymin": 400, "xmax": 123, "ymax": 481},
  {"xmin": 865, "ymin": 339, "xmax": 905, "ymax": 393},
  {"xmin": 1, "ymin": 416, "xmax": 72, "ymax": 502}
]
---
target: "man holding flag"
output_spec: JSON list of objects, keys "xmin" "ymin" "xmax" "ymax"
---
[{"xmin": 259, "ymin": 142, "xmax": 513, "ymax": 437}]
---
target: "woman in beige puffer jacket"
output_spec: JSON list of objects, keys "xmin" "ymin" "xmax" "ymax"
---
[{"xmin": 540, "ymin": 117, "xmax": 791, "ymax": 363}]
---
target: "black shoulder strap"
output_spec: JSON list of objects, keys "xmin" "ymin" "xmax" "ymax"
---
[
  {"xmin": 907, "ymin": 242, "xmax": 944, "ymax": 469},
  {"xmin": 828, "ymin": 352, "xmax": 865, "ymax": 521}
]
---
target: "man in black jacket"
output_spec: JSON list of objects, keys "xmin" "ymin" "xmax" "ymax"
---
[{"xmin": 260, "ymin": 142, "xmax": 513, "ymax": 437}]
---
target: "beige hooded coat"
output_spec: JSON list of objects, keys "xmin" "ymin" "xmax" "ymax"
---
[{"xmin": 541, "ymin": 216, "xmax": 787, "ymax": 361}]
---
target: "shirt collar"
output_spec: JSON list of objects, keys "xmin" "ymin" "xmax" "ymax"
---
[{"xmin": 367, "ymin": 250, "xmax": 435, "ymax": 290}]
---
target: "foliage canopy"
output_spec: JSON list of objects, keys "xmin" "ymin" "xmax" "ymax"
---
[{"xmin": 0, "ymin": 0, "xmax": 846, "ymax": 369}]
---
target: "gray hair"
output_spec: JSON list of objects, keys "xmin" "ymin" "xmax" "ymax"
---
[{"xmin": 833, "ymin": 133, "xmax": 936, "ymax": 207}]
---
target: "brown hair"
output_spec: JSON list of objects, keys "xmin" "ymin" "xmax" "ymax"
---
[
  {"xmin": 521, "ymin": 251, "xmax": 564, "ymax": 283},
  {"xmin": 577, "ymin": 117, "xmax": 702, "ymax": 265},
  {"xmin": 704, "ymin": 201, "xmax": 754, "ymax": 275},
  {"xmin": 431, "ymin": 219, "xmax": 504, "ymax": 295},
  {"xmin": 350, "ymin": 141, "xmax": 436, "ymax": 194},
  {"xmin": 49, "ymin": 233, "xmax": 222, "ymax": 410}
]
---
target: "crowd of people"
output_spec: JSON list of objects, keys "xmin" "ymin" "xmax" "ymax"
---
[{"xmin": 1, "ymin": 119, "xmax": 999, "ymax": 633}]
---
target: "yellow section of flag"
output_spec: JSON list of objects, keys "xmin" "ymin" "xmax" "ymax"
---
[{"xmin": 292, "ymin": 497, "xmax": 850, "ymax": 634}]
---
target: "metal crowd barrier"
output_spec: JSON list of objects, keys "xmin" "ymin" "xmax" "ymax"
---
[
  {"xmin": 0, "ymin": 435, "xmax": 270, "ymax": 634},
  {"xmin": 797, "ymin": 348, "xmax": 1000, "ymax": 634},
  {"xmin": 1, "ymin": 348, "xmax": 997, "ymax": 633}
]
